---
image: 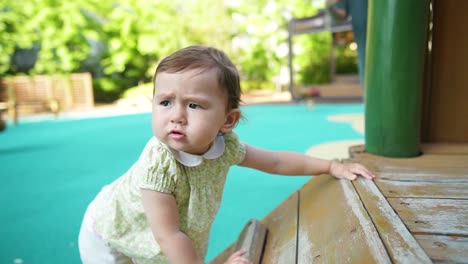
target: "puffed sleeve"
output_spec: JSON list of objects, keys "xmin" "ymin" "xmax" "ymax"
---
[
  {"xmin": 139, "ymin": 144, "xmax": 178, "ymax": 194},
  {"xmin": 223, "ymin": 132, "xmax": 247, "ymax": 165}
]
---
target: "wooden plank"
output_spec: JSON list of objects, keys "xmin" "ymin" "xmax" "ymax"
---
[
  {"xmin": 352, "ymin": 153, "xmax": 468, "ymax": 182},
  {"xmin": 377, "ymin": 168, "xmax": 468, "ymax": 182},
  {"xmin": 297, "ymin": 176, "xmax": 390, "ymax": 264},
  {"xmin": 210, "ymin": 191, "xmax": 299, "ymax": 264},
  {"xmin": 210, "ymin": 192, "xmax": 299, "ymax": 264},
  {"xmin": 415, "ymin": 234, "xmax": 468, "ymax": 263},
  {"xmin": 353, "ymin": 178, "xmax": 432, "ymax": 263},
  {"xmin": 361, "ymin": 154, "xmax": 468, "ymax": 169},
  {"xmin": 349, "ymin": 145, "xmax": 468, "ymax": 170},
  {"xmin": 234, "ymin": 219, "xmax": 267, "ymax": 264},
  {"xmin": 261, "ymin": 191, "xmax": 298, "ymax": 264},
  {"xmin": 421, "ymin": 143, "xmax": 468, "ymax": 155},
  {"xmin": 425, "ymin": 0, "xmax": 468, "ymax": 142},
  {"xmin": 70, "ymin": 72, "xmax": 94, "ymax": 109},
  {"xmin": 377, "ymin": 179, "xmax": 468, "ymax": 199},
  {"xmin": 52, "ymin": 75, "xmax": 74, "ymax": 110},
  {"xmin": 388, "ymin": 198, "xmax": 468, "ymax": 236}
]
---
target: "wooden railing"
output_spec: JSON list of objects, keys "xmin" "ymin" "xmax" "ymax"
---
[{"xmin": 0, "ymin": 73, "xmax": 94, "ymax": 124}]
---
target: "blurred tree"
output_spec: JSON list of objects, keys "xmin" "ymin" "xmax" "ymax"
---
[
  {"xmin": 0, "ymin": 0, "xmax": 348, "ymax": 101},
  {"xmin": 228, "ymin": 0, "xmax": 330, "ymax": 87},
  {"xmin": 0, "ymin": 0, "xmax": 98, "ymax": 75}
]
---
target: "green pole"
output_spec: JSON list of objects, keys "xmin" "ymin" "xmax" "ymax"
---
[{"xmin": 365, "ymin": 0, "xmax": 430, "ymax": 157}]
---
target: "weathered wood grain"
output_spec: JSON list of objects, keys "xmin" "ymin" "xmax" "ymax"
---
[
  {"xmin": 388, "ymin": 198, "xmax": 468, "ymax": 236},
  {"xmin": 210, "ymin": 191, "xmax": 299, "ymax": 264},
  {"xmin": 234, "ymin": 219, "xmax": 267, "ymax": 264},
  {"xmin": 350, "ymin": 143, "xmax": 468, "ymax": 263},
  {"xmin": 377, "ymin": 168, "xmax": 468, "ymax": 182},
  {"xmin": 350, "ymin": 143, "xmax": 468, "ymax": 160},
  {"xmin": 421, "ymin": 143, "xmax": 468, "ymax": 155},
  {"xmin": 415, "ymin": 234, "xmax": 468, "ymax": 263},
  {"xmin": 377, "ymin": 156, "xmax": 465, "ymax": 169},
  {"xmin": 352, "ymin": 152, "xmax": 468, "ymax": 170},
  {"xmin": 353, "ymin": 178, "xmax": 432, "ymax": 263},
  {"xmin": 213, "ymin": 142, "xmax": 468, "ymax": 263},
  {"xmin": 297, "ymin": 176, "xmax": 390, "ymax": 264},
  {"xmin": 427, "ymin": 0, "xmax": 468, "ymax": 142},
  {"xmin": 351, "ymin": 150, "xmax": 468, "ymax": 183},
  {"xmin": 261, "ymin": 191, "xmax": 298, "ymax": 264},
  {"xmin": 377, "ymin": 179, "xmax": 468, "ymax": 199}
]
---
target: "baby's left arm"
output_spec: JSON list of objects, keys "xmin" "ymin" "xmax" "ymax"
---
[{"xmin": 239, "ymin": 144, "xmax": 375, "ymax": 180}]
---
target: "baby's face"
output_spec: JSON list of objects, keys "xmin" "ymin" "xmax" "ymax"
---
[{"xmin": 152, "ymin": 68, "xmax": 234, "ymax": 155}]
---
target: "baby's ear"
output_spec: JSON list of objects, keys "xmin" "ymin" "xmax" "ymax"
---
[{"xmin": 220, "ymin": 109, "xmax": 241, "ymax": 133}]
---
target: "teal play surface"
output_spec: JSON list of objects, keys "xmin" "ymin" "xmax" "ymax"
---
[{"xmin": 0, "ymin": 103, "xmax": 364, "ymax": 263}]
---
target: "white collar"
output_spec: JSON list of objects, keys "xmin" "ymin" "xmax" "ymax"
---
[{"xmin": 170, "ymin": 135, "xmax": 225, "ymax": 167}]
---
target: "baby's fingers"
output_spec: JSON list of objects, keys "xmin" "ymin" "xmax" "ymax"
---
[
  {"xmin": 351, "ymin": 164, "xmax": 375, "ymax": 180},
  {"xmin": 225, "ymin": 249, "xmax": 252, "ymax": 264},
  {"xmin": 343, "ymin": 170, "xmax": 358, "ymax": 180}
]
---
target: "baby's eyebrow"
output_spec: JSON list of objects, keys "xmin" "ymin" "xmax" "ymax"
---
[
  {"xmin": 184, "ymin": 95, "xmax": 211, "ymax": 105},
  {"xmin": 154, "ymin": 92, "xmax": 175, "ymax": 99}
]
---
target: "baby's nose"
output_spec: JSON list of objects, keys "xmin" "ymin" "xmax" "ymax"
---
[{"xmin": 171, "ymin": 106, "xmax": 187, "ymax": 124}]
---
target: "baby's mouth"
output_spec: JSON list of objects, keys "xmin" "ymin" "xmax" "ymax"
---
[{"xmin": 169, "ymin": 130, "xmax": 185, "ymax": 140}]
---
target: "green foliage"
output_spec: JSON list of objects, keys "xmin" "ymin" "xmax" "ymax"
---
[
  {"xmin": 0, "ymin": 1, "xmax": 97, "ymax": 74},
  {"xmin": 1, "ymin": 0, "xmax": 352, "ymax": 102},
  {"xmin": 294, "ymin": 33, "xmax": 332, "ymax": 85},
  {"xmin": 122, "ymin": 82, "xmax": 153, "ymax": 99},
  {"xmin": 335, "ymin": 44, "xmax": 358, "ymax": 74},
  {"xmin": 93, "ymin": 77, "xmax": 134, "ymax": 103},
  {"xmin": 241, "ymin": 80, "xmax": 276, "ymax": 92}
]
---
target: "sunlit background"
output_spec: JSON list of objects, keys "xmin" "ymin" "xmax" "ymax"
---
[
  {"xmin": 0, "ymin": 0, "xmax": 362, "ymax": 263},
  {"xmin": 0, "ymin": 0, "xmax": 358, "ymax": 102}
]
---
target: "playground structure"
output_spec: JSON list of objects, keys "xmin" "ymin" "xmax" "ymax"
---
[
  {"xmin": 211, "ymin": 0, "xmax": 468, "ymax": 263},
  {"xmin": 286, "ymin": 6, "xmax": 358, "ymax": 101}
]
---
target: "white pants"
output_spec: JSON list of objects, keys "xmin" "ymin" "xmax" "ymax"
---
[{"xmin": 78, "ymin": 199, "xmax": 134, "ymax": 264}]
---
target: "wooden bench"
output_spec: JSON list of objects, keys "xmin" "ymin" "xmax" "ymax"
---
[
  {"xmin": 1, "ymin": 75, "xmax": 60, "ymax": 124},
  {"xmin": 0, "ymin": 73, "xmax": 94, "ymax": 124},
  {"xmin": 0, "ymin": 102, "xmax": 7, "ymax": 131}
]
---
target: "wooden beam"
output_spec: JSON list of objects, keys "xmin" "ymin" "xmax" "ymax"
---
[
  {"xmin": 377, "ymin": 180, "xmax": 468, "ymax": 199},
  {"xmin": 421, "ymin": 143, "xmax": 468, "ymax": 155},
  {"xmin": 234, "ymin": 219, "xmax": 267, "ymax": 264},
  {"xmin": 388, "ymin": 198, "xmax": 468, "ymax": 236},
  {"xmin": 415, "ymin": 234, "xmax": 468, "ymax": 263},
  {"xmin": 209, "ymin": 191, "xmax": 299, "ymax": 264},
  {"xmin": 297, "ymin": 176, "xmax": 390, "ymax": 263},
  {"xmin": 261, "ymin": 191, "xmax": 298, "ymax": 263},
  {"xmin": 353, "ymin": 178, "xmax": 431, "ymax": 263}
]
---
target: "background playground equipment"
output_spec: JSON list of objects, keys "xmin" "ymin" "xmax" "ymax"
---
[{"xmin": 211, "ymin": 0, "xmax": 468, "ymax": 263}]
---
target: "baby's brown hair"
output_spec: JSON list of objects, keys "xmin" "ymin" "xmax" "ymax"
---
[{"xmin": 154, "ymin": 45, "xmax": 241, "ymax": 111}]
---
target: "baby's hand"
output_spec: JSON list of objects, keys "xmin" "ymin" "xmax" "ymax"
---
[
  {"xmin": 329, "ymin": 160, "xmax": 375, "ymax": 180},
  {"xmin": 224, "ymin": 249, "xmax": 252, "ymax": 264}
]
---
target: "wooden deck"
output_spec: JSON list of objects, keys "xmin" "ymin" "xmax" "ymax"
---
[{"xmin": 210, "ymin": 144, "xmax": 468, "ymax": 263}]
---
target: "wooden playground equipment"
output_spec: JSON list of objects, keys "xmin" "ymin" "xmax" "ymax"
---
[
  {"xmin": 0, "ymin": 72, "xmax": 94, "ymax": 124},
  {"xmin": 211, "ymin": 0, "xmax": 468, "ymax": 263}
]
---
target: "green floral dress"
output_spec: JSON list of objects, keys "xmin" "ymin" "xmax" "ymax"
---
[{"xmin": 93, "ymin": 132, "xmax": 246, "ymax": 263}]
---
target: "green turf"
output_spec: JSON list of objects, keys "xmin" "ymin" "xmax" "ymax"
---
[{"xmin": 0, "ymin": 103, "xmax": 364, "ymax": 263}]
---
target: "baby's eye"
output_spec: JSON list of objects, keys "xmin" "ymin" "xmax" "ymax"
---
[
  {"xmin": 160, "ymin": 100, "xmax": 171, "ymax": 107},
  {"xmin": 188, "ymin": 103, "xmax": 201, "ymax": 109}
]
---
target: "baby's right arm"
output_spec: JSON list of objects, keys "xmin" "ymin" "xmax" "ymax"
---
[{"xmin": 141, "ymin": 189, "xmax": 204, "ymax": 264}]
